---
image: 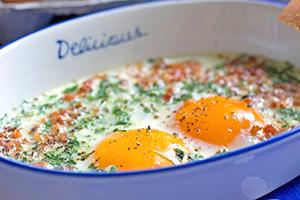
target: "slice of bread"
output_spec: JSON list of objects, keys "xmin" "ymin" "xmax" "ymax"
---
[{"xmin": 279, "ymin": 0, "xmax": 300, "ymax": 31}]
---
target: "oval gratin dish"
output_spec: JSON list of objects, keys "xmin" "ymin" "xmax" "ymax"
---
[{"xmin": 0, "ymin": 1, "xmax": 299, "ymax": 200}]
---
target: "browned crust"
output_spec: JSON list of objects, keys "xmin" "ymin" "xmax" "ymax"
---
[{"xmin": 279, "ymin": 0, "xmax": 300, "ymax": 31}]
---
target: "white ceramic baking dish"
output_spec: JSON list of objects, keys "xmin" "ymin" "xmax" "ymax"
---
[{"xmin": 0, "ymin": 0, "xmax": 299, "ymax": 199}]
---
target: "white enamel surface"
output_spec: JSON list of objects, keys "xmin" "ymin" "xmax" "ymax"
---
[{"xmin": 0, "ymin": 1, "xmax": 300, "ymax": 200}]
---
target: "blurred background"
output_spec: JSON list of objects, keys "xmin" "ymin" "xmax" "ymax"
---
[
  {"xmin": 0, "ymin": 0, "xmax": 291, "ymax": 46},
  {"xmin": 0, "ymin": 0, "xmax": 297, "ymax": 199},
  {"xmin": 0, "ymin": 0, "xmax": 290, "ymax": 46},
  {"xmin": 0, "ymin": 0, "xmax": 150, "ymax": 46}
]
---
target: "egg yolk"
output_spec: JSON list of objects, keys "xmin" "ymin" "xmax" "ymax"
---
[
  {"xmin": 94, "ymin": 128, "xmax": 186, "ymax": 171},
  {"xmin": 176, "ymin": 96, "xmax": 264, "ymax": 146}
]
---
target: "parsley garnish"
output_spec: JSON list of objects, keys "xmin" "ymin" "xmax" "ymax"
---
[
  {"xmin": 175, "ymin": 148, "xmax": 185, "ymax": 161},
  {"xmin": 276, "ymin": 108, "xmax": 300, "ymax": 121},
  {"xmin": 63, "ymin": 84, "xmax": 78, "ymax": 94},
  {"xmin": 44, "ymin": 138, "xmax": 80, "ymax": 167},
  {"xmin": 266, "ymin": 62, "xmax": 300, "ymax": 83},
  {"xmin": 215, "ymin": 147, "xmax": 229, "ymax": 155},
  {"xmin": 188, "ymin": 153, "xmax": 204, "ymax": 161},
  {"xmin": 105, "ymin": 165, "xmax": 117, "ymax": 173},
  {"xmin": 96, "ymin": 80, "xmax": 125, "ymax": 100},
  {"xmin": 134, "ymin": 84, "xmax": 165, "ymax": 104},
  {"xmin": 112, "ymin": 107, "xmax": 131, "ymax": 125},
  {"xmin": 40, "ymin": 120, "xmax": 52, "ymax": 133},
  {"xmin": 88, "ymin": 163, "xmax": 97, "ymax": 170},
  {"xmin": 176, "ymin": 81, "xmax": 230, "ymax": 102}
]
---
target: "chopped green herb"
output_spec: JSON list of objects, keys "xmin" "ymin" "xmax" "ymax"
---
[
  {"xmin": 44, "ymin": 151, "xmax": 76, "ymax": 166},
  {"xmin": 175, "ymin": 148, "xmax": 185, "ymax": 161},
  {"xmin": 112, "ymin": 107, "xmax": 131, "ymax": 125},
  {"xmin": 215, "ymin": 63, "xmax": 225, "ymax": 70},
  {"xmin": 96, "ymin": 81, "xmax": 109, "ymax": 99},
  {"xmin": 48, "ymin": 95, "xmax": 58, "ymax": 100},
  {"xmin": 266, "ymin": 62, "xmax": 300, "ymax": 83},
  {"xmin": 112, "ymin": 128, "xmax": 126, "ymax": 132},
  {"xmin": 148, "ymin": 85, "xmax": 165, "ymax": 103},
  {"xmin": 173, "ymin": 94, "xmax": 192, "ymax": 103},
  {"xmin": 95, "ymin": 127, "xmax": 105, "ymax": 134},
  {"xmin": 96, "ymin": 80, "xmax": 125, "ymax": 100},
  {"xmin": 276, "ymin": 108, "xmax": 300, "ymax": 121},
  {"xmin": 63, "ymin": 84, "xmax": 78, "ymax": 94},
  {"xmin": 207, "ymin": 82, "xmax": 230, "ymax": 95},
  {"xmin": 41, "ymin": 120, "xmax": 52, "ymax": 132},
  {"xmin": 105, "ymin": 165, "xmax": 117, "ymax": 173},
  {"xmin": 188, "ymin": 153, "xmax": 204, "ymax": 161},
  {"xmin": 281, "ymin": 123, "xmax": 289, "ymax": 129},
  {"xmin": 88, "ymin": 163, "xmax": 97, "ymax": 170},
  {"xmin": 182, "ymin": 81, "xmax": 229, "ymax": 96},
  {"xmin": 143, "ymin": 106, "xmax": 151, "ymax": 113},
  {"xmin": 148, "ymin": 58, "xmax": 156, "ymax": 63},
  {"xmin": 67, "ymin": 138, "xmax": 80, "ymax": 152},
  {"xmin": 134, "ymin": 84, "xmax": 165, "ymax": 104},
  {"xmin": 38, "ymin": 103, "xmax": 53, "ymax": 114},
  {"xmin": 79, "ymin": 151, "xmax": 95, "ymax": 161},
  {"xmin": 75, "ymin": 117, "xmax": 91, "ymax": 129},
  {"xmin": 44, "ymin": 138, "xmax": 80, "ymax": 167},
  {"xmin": 215, "ymin": 147, "xmax": 229, "ymax": 155}
]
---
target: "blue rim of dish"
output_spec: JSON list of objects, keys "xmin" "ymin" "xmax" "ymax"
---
[{"xmin": 0, "ymin": 0, "xmax": 293, "ymax": 178}]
